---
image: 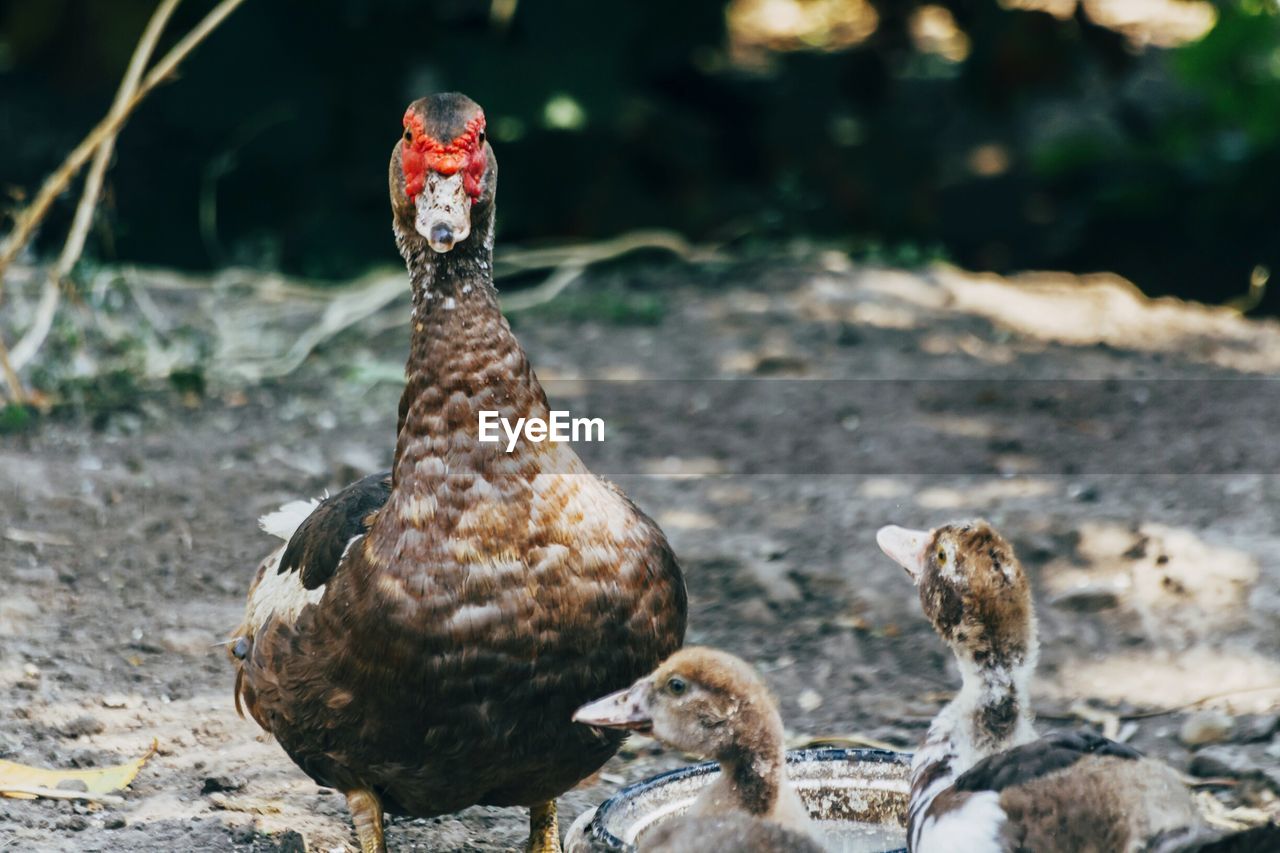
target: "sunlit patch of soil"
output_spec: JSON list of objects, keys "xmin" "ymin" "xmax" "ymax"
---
[
  {"xmin": 1039, "ymin": 646, "xmax": 1280, "ymax": 713},
  {"xmin": 931, "ymin": 266, "xmax": 1280, "ymax": 373},
  {"xmin": 1043, "ymin": 521, "xmax": 1260, "ymax": 647}
]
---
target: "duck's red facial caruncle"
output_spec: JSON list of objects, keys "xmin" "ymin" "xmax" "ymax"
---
[{"xmin": 401, "ymin": 109, "xmax": 488, "ymax": 253}]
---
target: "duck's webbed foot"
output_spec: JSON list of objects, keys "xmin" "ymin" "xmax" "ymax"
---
[
  {"xmin": 528, "ymin": 800, "xmax": 562, "ymax": 853},
  {"xmin": 346, "ymin": 788, "xmax": 386, "ymax": 853}
]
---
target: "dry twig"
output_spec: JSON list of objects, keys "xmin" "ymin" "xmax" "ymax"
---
[
  {"xmin": 499, "ymin": 229, "xmax": 717, "ymax": 312},
  {"xmin": 230, "ymin": 229, "xmax": 717, "ymax": 380},
  {"xmin": 0, "ymin": 0, "xmax": 249, "ymax": 400},
  {"xmin": 10, "ymin": 0, "xmax": 183, "ymax": 372},
  {"xmin": 0, "ymin": 0, "xmax": 249, "ymax": 281},
  {"xmin": 0, "ymin": 342, "xmax": 20, "ymax": 405},
  {"xmin": 1037, "ymin": 683, "xmax": 1280, "ymax": 724}
]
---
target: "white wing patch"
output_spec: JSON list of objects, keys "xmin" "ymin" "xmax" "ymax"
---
[
  {"xmin": 915, "ymin": 790, "xmax": 1007, "ymax": 853},
  {"xmin": 258, "ymin": 498, "xmax": 321, "ymax": 540},
  {"xmin": 245, "ymin": 498, "xmax": 326, "ymax": 633}
]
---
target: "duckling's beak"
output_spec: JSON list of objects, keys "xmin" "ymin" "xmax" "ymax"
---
[
  {"xmin": 572, "ymin": 683, "xmax": 653, "ymax": 733},
  {"xmin": 877, "ymin": 525, "xmax": 929, "ymax": 583}
]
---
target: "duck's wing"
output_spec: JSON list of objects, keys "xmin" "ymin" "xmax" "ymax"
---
[
  {"xmin": 237, "ymin": 470, "xmax": 391, "ymax": 645},
  {"xmin": 954, "ymin": 729, "xmax": 1141, "ymax": 793},
  {"xmin": 233, "ymin": 472, "xmax": 391, "ymax": 719},
  {"xmin": 949, "ymin": 730, "xmax": 1203, "ymax": 853},
  {"xmin": 277, "ymin": 471, "xmax": 392, "ymax": 590}
]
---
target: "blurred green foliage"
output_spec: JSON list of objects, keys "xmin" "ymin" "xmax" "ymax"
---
[{"xmin": 0, "ymin": 0, "xmax": 1276, "ymax": 311}]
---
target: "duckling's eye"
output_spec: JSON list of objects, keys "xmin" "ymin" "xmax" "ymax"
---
[
  {"xmin": 666, "ymin": 677, "xmax": 687, "ymax": 696},
  {"xmin": 936, "ymin": 549, "xmax": 947, "ymax": 564}
]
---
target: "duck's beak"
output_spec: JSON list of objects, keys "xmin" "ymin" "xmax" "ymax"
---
[
  {"xmin": 414, "ymin": 171, "xmax": 472, "ymax": 253},
  {"xmin": 877, "ymin": 525, "xmax": 929, "ymax": 583},
  {"xmin": 573, "ymin": 683, "xmax": 653, "ymax": 733}
]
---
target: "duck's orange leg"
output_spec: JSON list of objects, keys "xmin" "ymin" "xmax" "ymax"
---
[
  {"xmin": 346, "ymin": 789, "xmax": 386, "ymax": 853},
  {"xmin": 528, "ymin": 799, "xmax": 561, "ymax": 853}
]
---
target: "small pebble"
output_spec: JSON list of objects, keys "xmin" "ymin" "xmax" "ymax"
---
[
  {"xmin": 1189, "ymin": 746, "xmax": 1280, "ymax": 799},
  {"xmin": 836, "ymin": 324, "xmax": 862, "ymax": 347},
  {"xmin": 1188, "ymin": 746, "xmax": 1257, "ymax": 780},
  {"xmin": 201, "ymin": 775, "xmax": 246, "ymax": 795},
  {"xmin": 274, "ymin": 829, "xmax": 307, "ymax": 852},
  {"xmin": 1049, "ymin": 584, "xmax": 1120, "ymax": 612},
  {"xmin": 1068, "ymin": 483, "xmax": 1100, "ymax": 503},
  {"xmin": 797, "ymin": 689, "xmax": 823, "ymax": 712},
  {"xmin": 69, "ymin": 749, "xmax": 99, "ymax": 768},
  {"xmin": 101, "ymin": 694, "xmax": 129, "ymax": 709},
  {"xmin": 1180, "ymin": 709, "xmax": 1234, "ymax": 747},
  {"xmin": 58, "ymin": 715, "xmax": 106, "ymax": 739},
  {"xmin": 55, "ymin": 779, "xmax": 89, "ymax": 793},
  {"xmin": 57, "ymin": 815, "xmax": 89, "ymax": 832},
  {"xmin": 1233, "ymin": 714, "xmax": 1279, "ymax": 744},
  {"xmin": 104, "ymin": 816, "xmax": 127, "ymax": 830}
]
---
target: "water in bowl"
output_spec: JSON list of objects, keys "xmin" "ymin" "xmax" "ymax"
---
[{"xmin": 817, "ymin": 819, "xmax": 905, "ymax": 853}]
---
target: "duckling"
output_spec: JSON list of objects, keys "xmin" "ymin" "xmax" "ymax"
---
[
  {"xmin": 573, "ymin": 647, "xmax": 821, "ymax": 852},
  {"xmin": 877, "ymin": 520, "xmax": 1208, "ymax": 853}
]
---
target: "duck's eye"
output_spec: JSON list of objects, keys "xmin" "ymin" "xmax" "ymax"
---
[
  {"xmin": 666, "ymin": 677, "xmax": 687, "ymax": 696},
  {"xmin": 477, "ymin": 130, "xmax": 486, "ymax": 145},
  {"xmin": 936, "ymin": 549, "xmax": 947, "ymax": 564},
  {"xmin": 403, "ymin": 129, "xmax": 413, "ymax": 142}
]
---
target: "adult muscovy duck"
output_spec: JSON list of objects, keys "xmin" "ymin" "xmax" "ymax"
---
[
  {"xmin": 230, "ymin": 93, "xmax": 687, "ymax": 853},
  {"xmin": 875, "ymin": 520, "xmax": 1280, "ymax": 853}
]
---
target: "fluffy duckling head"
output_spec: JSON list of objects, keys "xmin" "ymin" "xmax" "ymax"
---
[
  {"xmin": 573, "ymin": 647, "xmax": 783, "ymax": 763},
  {"xmin": 878, "ymin": 520, "xmax": 1036, "ymax": 670}
]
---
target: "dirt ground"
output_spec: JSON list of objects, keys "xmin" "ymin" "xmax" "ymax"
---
[{"xmin": 2, "ymin": 258, "xmax": 1279, "ymax": 851}]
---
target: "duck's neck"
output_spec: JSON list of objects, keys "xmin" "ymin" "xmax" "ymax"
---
[
  {"xmin": 367, "ymin": 210, "xmax": 550, "ymax": 555},
  {"xmin": 713, "ymin": 714, "xmax": 787, "ymax": 818},
  {"xmin": 908, "ymin": 650, "xmax": 1036, "ymax": 845},
  {"xmin": 950, "ymin": 654, "xmax": 1036, "ymax": 762}
]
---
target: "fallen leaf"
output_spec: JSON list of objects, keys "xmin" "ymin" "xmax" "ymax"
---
[{"xmin": 0, "ymin": 740, "xmax": 156, "ymax": 801}]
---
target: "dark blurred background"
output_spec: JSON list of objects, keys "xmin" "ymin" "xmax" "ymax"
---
[{"xmin": 1, "ymin": 0, "xmax": 1277, "ymax": 311}]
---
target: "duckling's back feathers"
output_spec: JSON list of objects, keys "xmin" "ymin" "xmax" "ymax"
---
[{"xmin": 955, "ymin": 729, "xmax": 1142, "ymax": 794}]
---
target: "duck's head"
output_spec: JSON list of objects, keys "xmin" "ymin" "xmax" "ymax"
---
[
  {"xmin": 877, "ymin": 520, "xmax": 1036, "ymax": 669},
  {"xmin": 573, "ymin": 647, "xmax": 783, "ymax": 762},
  {"xmin": 389, "ymin": 92, "xmax": 495, "ymax": 254}
]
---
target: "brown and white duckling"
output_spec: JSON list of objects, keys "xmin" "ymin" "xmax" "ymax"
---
[
  {"xmin": 574, "ymin": 647, "xmax": 821, "ymax": 852},
  {"xmin": 877, "ymin": 520, "xmax": 1206, "ymax": 853}
]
